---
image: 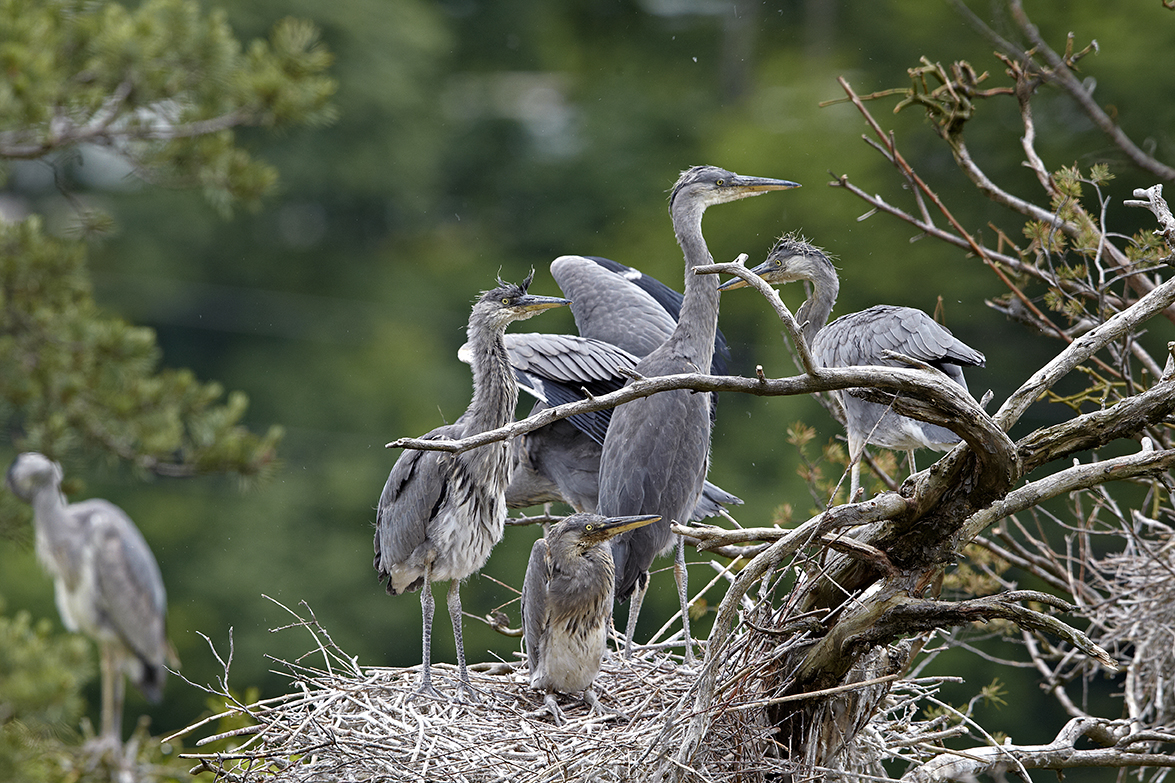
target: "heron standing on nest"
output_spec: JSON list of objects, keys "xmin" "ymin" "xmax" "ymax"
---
[
  {"xmin": 598, "ymin": 165, "xmax": 800, "ymax": 664},
  {"xmin": 522, "ymin": 512, "xmax": 660, "ymax": 725},
  {"xmin": 374, "ymin": 272, "xmax": 569, "ymax": 702},
  {"xmin": 719, "ymin": 234, "xmax": 985, "ymax": 496},
  {"xmin": 6, "ymin": 452, "xmax": 170, "ymax": 750}
]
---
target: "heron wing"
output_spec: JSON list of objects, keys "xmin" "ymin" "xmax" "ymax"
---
[
  {"xmin": 521, "ymin": 535, "xmax": 551, "ymax": 676},
  {"xmin": 374, "ymin": 424, "xmax": 461, "ymax": 577},
  {"xmin": 79, "ymin": 499, "xmax": 168, "ymax": 666},
  {"xmin": 816, "ymin": 306, "xmax": 985, "ymax": 384},
  {"xmin": 552, "ymin": 255, "xmax": 676, "ymax": 357}
]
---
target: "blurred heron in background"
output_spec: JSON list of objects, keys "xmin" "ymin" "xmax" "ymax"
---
[{"xmin": 6, "ymin": 452, "xmax": 170, "ymax": 751}]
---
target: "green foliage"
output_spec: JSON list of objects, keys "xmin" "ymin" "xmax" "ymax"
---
[
  {"xmin": 0, "ymin": 602, "xmax": 91, "ymax": 783},
  {"xmin": 0, "ymin": 0, "xmax": 336, "ymax": 210},
  {"xmin": 0, "ymin": 216, "xmax": 282, "ymax": 538}
]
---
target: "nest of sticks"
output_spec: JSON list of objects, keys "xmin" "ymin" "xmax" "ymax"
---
[{"xmin": 168, "ymin": 605, "xmax": 795, "ymax": 783}]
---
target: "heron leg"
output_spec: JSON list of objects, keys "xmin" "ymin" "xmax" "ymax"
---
[
  {"xmin": 99, "ymin": 643, "xmax": 124, "ymax": 749},
  {"xmin": 446, "ymin": 580, "xmax": 480, "ymax": 704},
  {"xmin": 410, "ymin": 564, "xmax": 443, "ymax": 702},
  {"xmin": 847, "ymin": 431, "xmax": 864, "ymax": 499},
  {"xmin": 674, "ymin": 533, "xmax": 696, "ymax": 666},
  {"xmin": 623, "ymin": 575, "xmax": 649, "ymax": 659},
  {"xmin": 906, "ymin": 450, "xmax": 918, "ymax": 477}
]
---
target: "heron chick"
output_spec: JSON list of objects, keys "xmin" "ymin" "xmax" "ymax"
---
[
  {"xmin": 719, "ymin": 234, "xmax": 985, "ymax": 496},
  {"xmin": 6, "ymin": 452, "xmax": 170, "ymax": 750},
  {"xmin": 374, "ymin": 272, "xmax": 569, "ymax": 702},
  {"xmin": 522, "ymin": 512, "xmax": 660, "ymax": 725}
]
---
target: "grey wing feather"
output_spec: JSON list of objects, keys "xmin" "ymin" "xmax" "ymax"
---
[
  {"xmin": 79, "ymin": 500, "xmax": 168, "ymax": 666},
  {"xmin": 502, "ymin": 333, "xmax": 638, "ymax": 387},
  {"xmin": 374, "ymin": 424, "xmax": 461, "ymax": 576},
  {"xmin": 551, "ymin": 255, "xmax": 676, "ymax": 356},
  {"xmin": 521, "ymin": 536, "xmax": 550, "ymax": 677},
  {"xmin": 816, "ymin": 306, "xmax": 984, "ymax": 381}
]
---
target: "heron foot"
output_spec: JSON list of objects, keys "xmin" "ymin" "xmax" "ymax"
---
[
  {"xmin": 525, "ymin": 693, "xmax": 566, "ymax": 726},
  {"xmin": 407, "ymin": 677, "xmax": 445, "ymax": 703},
  {"xmin": 453, "ymin": 679, "xmax": 482, "ymax": 705},
  {"xmin": 584, "ymin": 688, "xmax": 628, "ymax": 722}
]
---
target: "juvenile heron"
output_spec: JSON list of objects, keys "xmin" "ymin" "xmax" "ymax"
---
[
  {"xmin": 719, "ymin": 234, "xmax": 985, "ymax": 496},
  {"xmin": 473, "ymin": 254, "xmax": 740, "ymax": 518},
  {"xmin": 521, "ymin": 512, "xmax": 660, "ymax": 725},
  {"xmin": 374, "ymin": 273, "xmax": 569, "ymax": 701},
  {"xmin": 598, "ymin": 166, "xmax": 800, "ymax": 663},
  {"xmin": 6, "ymin": 452, "xmax": 169, "ymax": 748}
]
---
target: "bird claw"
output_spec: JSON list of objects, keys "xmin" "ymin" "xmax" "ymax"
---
[
  {"xmin": 407, "ymin": 678, "xmax": 445, "ymax": 704},
  {"xmin": 526, "ymin": 693, "xmax": 566, "ymax": 725},
  {"xmin": 454, "ymin": 680, "xmax": 482, "ymax": 705},
  {"xmin": 584, "ymin": 688, "xmax": 628, "ymax": 722}
]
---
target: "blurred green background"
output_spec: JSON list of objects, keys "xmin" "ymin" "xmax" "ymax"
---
[{"xmin": 2, "ymin": 0, "xmax": 1172, "ymax": 756}]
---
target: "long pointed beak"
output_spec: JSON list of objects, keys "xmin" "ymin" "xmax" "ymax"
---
[
  {"xmin": 729, "ymin": 174, "xmax": 801, "ymax": 195},
  {"xmin": 718, "ymin": 260, "xmax": 776, "ymax": 292},
  {"xmin": 596, "ymin": 514, "xmax": 661, "ymax": 539},
  {"xmin": 518, "ymin": 294, "xmax": 572, "ymax": 313}
]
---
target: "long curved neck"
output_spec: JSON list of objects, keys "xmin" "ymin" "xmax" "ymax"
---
[
  {"xmin": 669, "ymin": 199, "xmax": 720, "ymax": 372},
  {"xmin": 464, "ymin": 308, "xmax": 518, "ymax": 435},
  {"xmin": 796, "ymin": 262, "xmax": 839, "ymax": 345},
  {"xmin": 32, "ymin": 486, "xmax": 82, "ymax": 580}
]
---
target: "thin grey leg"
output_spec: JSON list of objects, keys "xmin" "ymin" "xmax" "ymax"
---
[
  {"xmin": 447, "ymin": 580, "xmax": 480, "ymax": 703},
  {"xmin": 624, "ymin": 575, "xmax": 649, "ymax": 659},
  {"xmin": 674, "ymin": 533, "xmax": 696, "ymax": 666},
  {"xmin": 412, "ymin": 563, "xmax": 442, "ymax": 700}
]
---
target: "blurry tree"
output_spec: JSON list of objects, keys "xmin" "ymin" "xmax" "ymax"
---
[{"xmin": 0, "ymin": 0, "xmax": 335, "ymax": 778}]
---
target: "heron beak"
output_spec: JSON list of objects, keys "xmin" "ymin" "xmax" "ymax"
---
[
  {"xmin": 518, "ymin": 294, "xmax": 572, "ymax": 313},
  {"xmin": 725, "ymin": 174, "xmax": 801, "ymax": 200},
  {"xmin": 595, "ymin": 514, "xmax": 661, "ymax": 540},
  {"xmin": 717, "ymin": 260, "xmax": 776, "ymax": 292}
]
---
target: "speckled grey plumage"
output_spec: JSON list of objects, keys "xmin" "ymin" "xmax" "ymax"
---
[{"xmin": 373, "ymin": 275, "xmax": 568, "ymax": 698}]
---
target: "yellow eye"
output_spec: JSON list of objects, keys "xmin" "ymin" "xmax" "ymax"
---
[
  {"xmin": 715, "ymin": 178, "xmax": 725, "ymax": 186},
  {"xmin": 502, "ymin": 297, "xmax": 510, "ymax": 305},
  {"xmin": 584, "ymin": 524, "xmax": 594, "ymax": 532}
]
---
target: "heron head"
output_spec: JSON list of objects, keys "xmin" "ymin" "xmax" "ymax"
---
[
  {"xmin": 557, "ymin": 513, "xmax": 661, "ymax": 551},
  {"xmin": 670, "ymin": 165, "xmax": 800, "ymax": 213},
  {"xmin": 6, "ymin": 452, "xmax": 63, "ymax": 503},
  {"xmin": 479, "ymin": 271, "xmax": 571, "ymax": 328},
  {"xmin": 719, "ymin": 233, "xmax": 832, "ymax": 291}
]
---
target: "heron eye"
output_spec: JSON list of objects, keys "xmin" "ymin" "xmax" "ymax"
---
[
  {"xmin": 715, "ymin": 178, "xmax": 725, "ymax": 186},
  {"xmin": 584, "ymin": 524, "xmax": 594, "ymax": 532},
  {"xmin": 502, "ymin": 297, "xmax": 510, "ymax": 305}
]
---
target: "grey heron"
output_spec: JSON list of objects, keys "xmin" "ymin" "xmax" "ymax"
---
[
  {"xmin": 472, "ymin": 254, "xmax": 740, "ymax": 518},
  {"xmin": 598, "ymin": 166, "xmax": 800, "ymax": 664},
  {"xmin": 374, "ymin": 272, "xmax": 569, "ymax": 702},
  {"xmin": 5, "ymin": 452, "xmax": 169, "ymax": 749},
  {"xmin": 719, "ymin": 234, "xmax": 985, "ymax": 496},
  {"xmin": 521, "ymin": 512, "xmax": 660, "ymax": 725}
]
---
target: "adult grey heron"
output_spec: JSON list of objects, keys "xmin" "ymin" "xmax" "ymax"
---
[
  {"xmin": 6, "ymin": 452, "xmax": 169, "ymax": 749},
  {"xmin": 374, "ymin": 272, "xmax": 569, "ymax": 701},
  {"xmin": 598, "ymin": 166, "xmax": 800, "ymax": 663},
  {"xmin": 521, "ymin": 512, "xmax": 660, "ymax": 725},
  {"xmin": 719, "ymin": 234, "xmax": 985, "ymax": 496},
  {"xmin": 477, "ymin": 254, "xmax": 740, "ymax": 518}
]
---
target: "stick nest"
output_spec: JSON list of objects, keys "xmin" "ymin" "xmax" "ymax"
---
[{"xmin": 171, "ymin": 616, "xmax": 790, "ymax": 783}]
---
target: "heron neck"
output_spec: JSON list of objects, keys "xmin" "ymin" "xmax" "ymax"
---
[
  {"xmin": 668, "ymin": 201, "xmax": 720, "ymax": 371},
  {"xmin": 796, "ymin": 264, "xmax": 839, "ymax": 345},
  {"xmin": 32, "ymin": 487, "xmax": 82, "ymax": 579},
  {"xmin": 464, "ymin": 312, "xmax": 519, "ymax": 435}
]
